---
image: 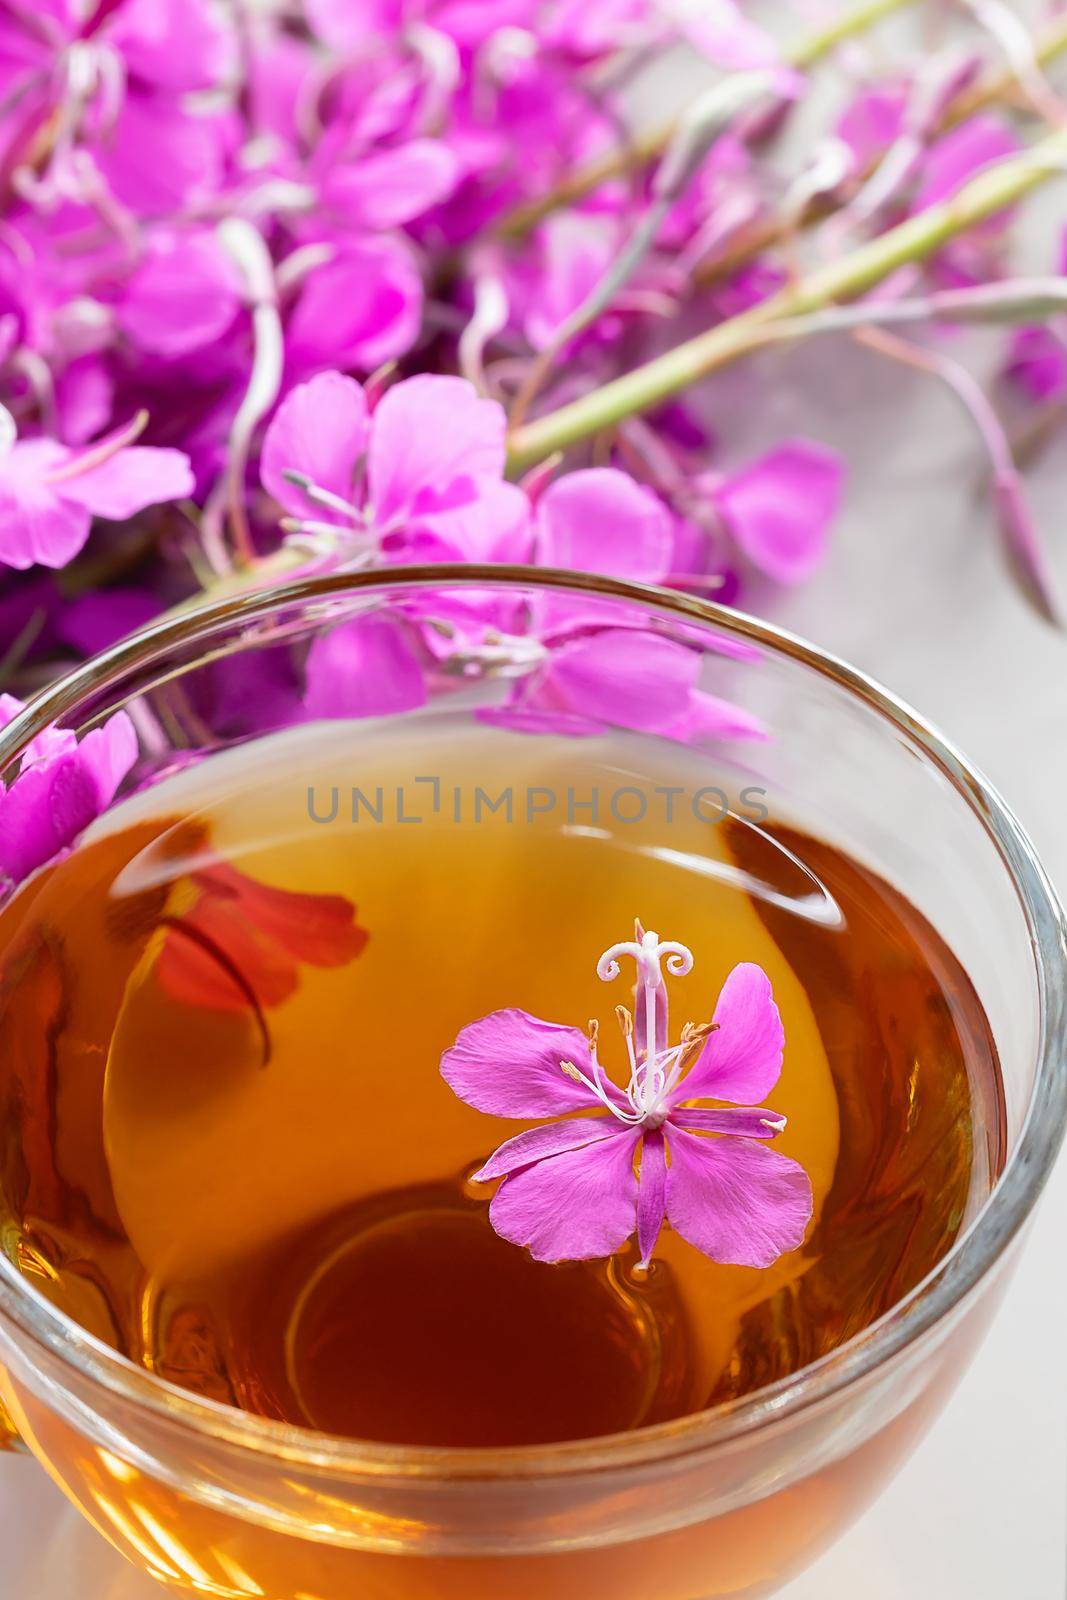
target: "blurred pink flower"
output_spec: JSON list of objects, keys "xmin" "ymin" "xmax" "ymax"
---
[
  {"xmin": 0, "ymin": 693, "xmax": 138, "ymax": 886},
  {"xmin": 0, "ymin": 409, "xmax": 194, "ymax": 570},
  {"xmin": 115, "ymin": 229, "xmax": 244, "ymax": 359},
  {"xmin": 284, "ymin": 240, "xmax": 425, "ymax": 378}
]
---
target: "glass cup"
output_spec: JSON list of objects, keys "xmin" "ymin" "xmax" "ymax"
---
[{"xmin": 0, "ymin": 567, "xmax": 1064, "ymax": 1600}]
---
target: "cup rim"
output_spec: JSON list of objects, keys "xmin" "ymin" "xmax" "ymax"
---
[{"xmin": 1, "ymin": 563, "xmax": 1065, "ymax": 1481}]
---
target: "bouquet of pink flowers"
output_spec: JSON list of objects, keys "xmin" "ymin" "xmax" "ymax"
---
[{"xmin": 2, "ymin": 0, "xmax": 1066, "ymax": 878}]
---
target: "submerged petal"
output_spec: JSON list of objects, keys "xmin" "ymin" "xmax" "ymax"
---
[
  {"xmin": 474, "ymin": 1116, "xmax": 623, "ymax": 1182},
  {"xmin": 678, "ymin": 962, "xmax": 784, "ymax": 1106},
  {"xmin": 441, "ymin": 1008, "xmax": 608, "ymax": 1117},
  {"xmin": 665, "ymin": 1127, "xmax": 812, "ymax": 1268},
  {"xmin": 489, "ymin": 1127, "xmax": 641, "ymax": 1263}
]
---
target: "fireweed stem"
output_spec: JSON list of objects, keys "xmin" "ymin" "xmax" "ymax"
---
[
  {"xmin": 506, "ymin": 128, "xmax": 1067, "ymax": 471},
  {"xmin": 495, "ymin": 0, "xmax": 921, "ymax": 240}
]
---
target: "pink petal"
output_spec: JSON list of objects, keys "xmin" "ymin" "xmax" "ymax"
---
[
  {"xmin": 55, "ymin": 358, "xmax": 114, "ymax": 446},
  {"xmin": 665, "ymin": 1128, "xmax": 812, "ymax": 1267},
  {"xmin": 636, "ymin": 1130, "xmax": 666, "ymax": 1268},
  {"xmin": 441, "ymin": 1008, "xmax": 607, "ymax": 1118},
  {"xmin": 322, "ymin": 141, "xmax": 460, "ymax": 229},
  {"xmin": 402, "ymin": 480, "xmax": 532, "ymax": 564},
  {"xmin": 286, "ymin": 239, "xmax": 423, "ymax": 375},
  {"xmin": 0, "ymin": 710, "xmax": 136, "ymax": 885},
  {"xmin": 77, "ymin": 711, "xmax": 139, "ymax": 804},
  {"xmin": 522, "ymin": 215, "xmax": 617, "ymax": 351},
  {"xmin": 488, "ymin": 1127, "xmax": 641, "ymax": 1263},
  {"xmin": 836, "ymin": 88, "xmax": 906, "ymax": 168},
  {"xmin": 1006, "ymin": 326, "xmax": 1067, "ymax": 403},
  {"xmin": 474, "ymin": 1116, "xmax": 623, "ymax": 1182},
  {"xmin": 715, "ymin": 441, "xmax": 844, "ymax": 584},
  {"xmin": 108, "ymin": 0, "xmax": 234, "ymax": 92},
  {"xmin": 672, "ymin": 1106, "xmax": 786, "ymax": 1139},
  {"xmin": 536, "ymin": 468, "xmax": 673, "ymax": 581},
  {"xmin": 477, "ymin": 703, "xmax": 603, "ymax": 738},
  {"xmin": 261, "ymin": 373, "xmax": 370, "ymax": 519},
  {"xmin": 913, "ymin": 115, "xmax": 1021, "ymax": 213},
  {"xmin": 304, "ymin": 614, "xmax": 427, "ymax": 719},
  {"xmin": 661, "ymin": 688, "xmax": 769, "ymax": 745},
  {"xmin": 98, "ymin": 93, "xmax": 230, "ymax": 216},
  {"xmin": 678, "ymin": 963, "xmax": 785, "ymax": 1106},
  {"xmin": 117, "ymin": 228, "xmax": 243, "ymax": 358},
  {"xmin": 0, "ymin": 442, "xmax": 89, "ymax": 570},
  {"xmin": 544, "ymin": 629, "xmax": 700, "ymax": 732},
  {"xmin": 59, "ymin": 446, "xmax": 196, "ymax": 520},
  {"xmin": 368, "ymin": 375, "xmax": 507, "ymax": 525}
]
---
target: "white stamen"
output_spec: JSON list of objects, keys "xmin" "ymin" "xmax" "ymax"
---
[{"xmin": 592, "ymin": 924, "xmax": 697, "ymax": 1128}]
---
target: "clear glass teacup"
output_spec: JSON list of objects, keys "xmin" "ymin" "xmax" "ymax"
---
[{"xmin": 0, "ymin": 567, "xmax": 1063, "ymax": 1600}]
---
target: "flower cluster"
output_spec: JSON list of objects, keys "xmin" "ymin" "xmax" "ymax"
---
[{"xmin": 1, "ymin": 1, "xmax": 1066, "ymax": 876}]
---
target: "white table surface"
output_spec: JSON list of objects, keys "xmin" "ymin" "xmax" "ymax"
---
[{"xmin": 3, "ymin": 22, "xmax": 1067, "ymax": 1596}]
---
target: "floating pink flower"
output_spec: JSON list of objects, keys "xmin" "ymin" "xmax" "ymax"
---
[
  {"xmin": 0, "ymin": 693, "xmax": 138, "ymax": 888},
  {"xmin": 441, "ymin": 925, "xmax": 812, "ymax": 1268},
  {"xmin": 0, "ymin": 405, "xmax": 194, "ymax": 571}
]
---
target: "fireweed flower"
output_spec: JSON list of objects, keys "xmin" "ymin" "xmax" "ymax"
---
[
  {"xmin": 0, "ymin": 693, "xmax": 138, "ymax": 889},
  {"xmin": 0, "ymin": 404, "xmax": 194, "ymax": 571},
  {"xmin": 0, "ymin": 0, "xmax": 236, "ymax": 216},
  {"xmin": 441, "ymin": 925, "xmax": 812, "ymax": 1268},
  {"xmin": 260, "ymin": 370, "xmax": 530, "ymax": 566}
]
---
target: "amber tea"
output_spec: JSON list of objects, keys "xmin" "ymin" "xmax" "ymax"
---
[{"xmin": 0, "ymin": 717, "xmax": 1004, "ymax": 1456}]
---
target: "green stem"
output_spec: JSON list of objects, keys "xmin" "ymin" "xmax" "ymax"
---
[
  {"xmin": 507, "ymin": 128, "xmax": 1067, "ymax": 471},
  {"xmin": 494, "ymin": 0, "xmax": 920, "ymax": 240}
]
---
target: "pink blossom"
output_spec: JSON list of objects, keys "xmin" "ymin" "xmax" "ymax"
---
[
  {"xmin": 534, "ymin": 468, "xmax": 674, "ymax": 581},
  {"xmin": 305, "ymin": 613, "xmax": 429, "ymax": 720},
  {"xmin": 0, "ymin": 408, "xmax": 195, "ymax": 571},
  {"xmin": 0, "ymin": 694, "xmax": 138, "ymax": 887},
  {"xmin": 836, "ymin": 85, "xmax": 907, "ymax": 169},
  {"xmin": 261, "ymin": 370, "xmax": 530, "ymax": 563},
  {"xmin": 115, "ymin": 229, "xmax": 244, "ymax": 360},
  {"xmin": 713, "ymin": 440, "xmax": 845, "ymax": 584},
  {"xmin": 0, "ymin": 0, "xmax": 236, "ymax": 215},
  {"xmin": 284, "ymin": 240, "xmax": 425, "ymax": 379},
  {"xmin": 441, "ymin": 926, "xmax": 812, "ymax": 1268}
]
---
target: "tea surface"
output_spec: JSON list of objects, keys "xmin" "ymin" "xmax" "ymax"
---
[{"xmin": 0, "ymin": 718, "xmax": 1003, "ymax": 1447}]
